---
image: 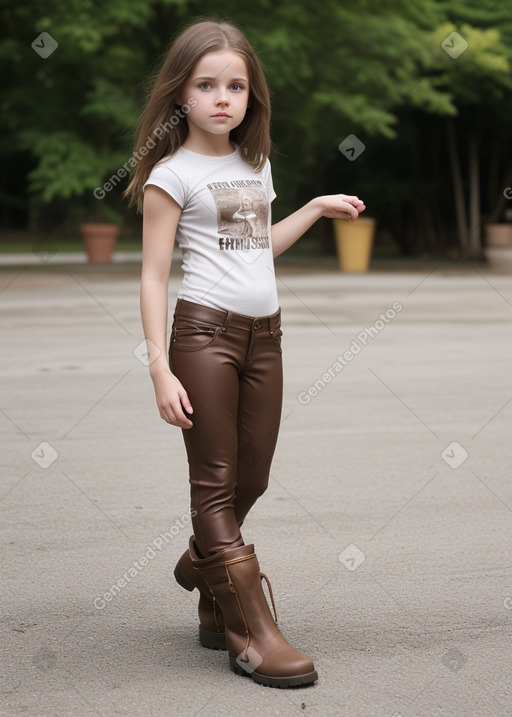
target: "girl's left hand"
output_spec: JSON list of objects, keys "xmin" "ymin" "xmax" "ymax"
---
[{"xmin": 317, "ymin": 194, "xmax": 366, "ymax": 222}]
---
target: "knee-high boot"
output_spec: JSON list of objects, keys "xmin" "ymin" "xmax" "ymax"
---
[
  {"xmin": 191, "ymin": 542, "xmax": 318, "ymax": 688},
  {"xmin": 173, "ymin": 506, "xmax": 250, "ymax": 650},
  {"xmin": 173, "ymin": 486, "xmax": 264, "ymax": 649}
]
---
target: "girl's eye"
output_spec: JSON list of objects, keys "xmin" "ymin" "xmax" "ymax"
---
[{"xmin": 197, "ymin": 82, "xmax": 245, "ymax": 91}]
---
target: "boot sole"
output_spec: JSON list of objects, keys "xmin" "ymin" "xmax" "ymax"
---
[
  {"xmin": 199, "ymin": 626, "xmax": 227, "ymax": 650},
  {"xmin": 229, "ymin": 656, "xmax": 318, "ymax": 688},
  {"xmin": 174, "ymin": 562, "xmax": 195, "ymax": 592},
  {"xmin": 175, "ymin": 562, "xmax": 227, "ymax": 651}
]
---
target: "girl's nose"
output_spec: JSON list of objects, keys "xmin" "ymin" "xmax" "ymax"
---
[{"xmin": 215, "ymin": 90, "xmax": 229, "ymax": 105}]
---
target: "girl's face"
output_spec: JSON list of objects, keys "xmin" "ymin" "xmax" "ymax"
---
[{"xmin": 179, "ymin": 50, "xmax": 250, "ymax": 143}]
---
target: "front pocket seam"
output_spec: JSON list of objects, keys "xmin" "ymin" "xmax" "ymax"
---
[{"xmin": 171, "ymin": 325, "xmax": 221, "ymax": 352}]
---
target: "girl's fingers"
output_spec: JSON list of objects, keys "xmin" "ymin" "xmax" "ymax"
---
[
  {"xmin": 160, "ymin": 378, "xmax": 193, "ymax": 427},
  {"xmin": 340, "ymin": 194, "xmax": 361, "ymax": 207},
  {"xmin": 322, "ymin": 195, "xmax": 365, "ymax": 220},
  {"xmin": 176, "ymin": 389, "xmax": 193, "ymax": 427},
  {"xmin": 344, "ymin": 205, "xmax": 359, "ymax": 220},
  {"xmin": 158, "ymin": 399, "xmax": 193, "ymax": 428},
  {"xmin": 178, "ymin": 389, "xmax": 193, "ymax": 415},
  {"xmin": 170, "ymin": 398, "xmax": 194, "ymax": 428},
  {"xmin": 343, "ymin": 195, "xmax": 366, "ymax": 213},
  {"xmin": 164, "ymin": 411, "xmax": 192, "ymax": 429}
]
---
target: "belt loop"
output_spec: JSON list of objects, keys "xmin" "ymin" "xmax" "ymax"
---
[{"xmin": 222, "ymin": 310, "xmax": 232, "ymax": 333}]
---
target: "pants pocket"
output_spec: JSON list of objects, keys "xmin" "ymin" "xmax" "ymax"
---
[{"xmin": 171, "ymin": 321, "xmax": 221, "ymax": 352}]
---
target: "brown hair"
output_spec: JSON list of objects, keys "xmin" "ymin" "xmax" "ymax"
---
[{"xmin": 124, "ymin": 20, "xmax": 271, "ymax": 211}]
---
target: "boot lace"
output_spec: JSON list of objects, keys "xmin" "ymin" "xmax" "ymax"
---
[{"xmin": 259, "ymin": 572, "xmax": 278, "ymax": 624}]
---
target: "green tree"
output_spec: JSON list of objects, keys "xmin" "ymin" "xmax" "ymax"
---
[
  {"xmin": 1, "ymin": 0, "xmax": 511, "ymax": 257},
  {"xmin": 1, "ymin": 0, "xmax": 159, "ymax": 227},
  {"xmin": 432, "ymin": 12, "xmax": 512, "ymax": 256}
]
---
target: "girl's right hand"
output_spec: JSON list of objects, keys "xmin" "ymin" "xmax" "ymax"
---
[{"xmin": 151, "ymin": 369, "xmax": 194, "ymax": 429}]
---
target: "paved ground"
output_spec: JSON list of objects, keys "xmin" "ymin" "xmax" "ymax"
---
[{"xmin": 1, "ymin": 256, "xmax": 511, "ymax": 717}]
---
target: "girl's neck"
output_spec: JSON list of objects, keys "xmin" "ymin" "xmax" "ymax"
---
[{"xmin": 181, "ymin": 133, "xmax": 236, "ymax": 157}]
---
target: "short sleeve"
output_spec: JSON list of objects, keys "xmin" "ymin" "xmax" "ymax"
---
[
  {"xmin": 143, "ymin": 163, "xmax": 186, "ymax": 208},
  {"xmin": 262, "ymin": 158, "xmax": 277, "ymax": 203}
]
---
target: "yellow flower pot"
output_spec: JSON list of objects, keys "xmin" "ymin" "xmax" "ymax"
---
[{"xmin": 334, "ymin": 217, "xmax": 376, "ymax": 272}]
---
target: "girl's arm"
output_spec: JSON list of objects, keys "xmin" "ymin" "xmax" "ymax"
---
[
  {"xmin": 271, "ymin": 194, "xmax": 366, "ymax": 258},
  {"xmin": 141, "ymin": 185, "xmax": 194, "ymax": 429}
]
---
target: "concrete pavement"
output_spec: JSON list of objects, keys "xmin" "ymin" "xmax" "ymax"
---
[{"xmin": 1, "ymin": 258, "xmax": 511, "ymax": 716}]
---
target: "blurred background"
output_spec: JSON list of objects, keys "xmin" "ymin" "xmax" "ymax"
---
[{"xmin": 1, "ymin": 0, "xmax": 511, "ymax": 264}]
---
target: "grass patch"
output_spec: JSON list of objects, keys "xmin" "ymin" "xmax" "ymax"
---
[{"xmin": 0, "ymin": 235, "xmax": 142, "ymax": 254}]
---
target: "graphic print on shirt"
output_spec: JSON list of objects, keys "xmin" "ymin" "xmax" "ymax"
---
[{"xmin": 207, "ymin": 180, "xmax": 270, "ymax": 252}]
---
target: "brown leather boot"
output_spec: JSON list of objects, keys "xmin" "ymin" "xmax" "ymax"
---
[
  {"xmin": 174, "ymin": 539, "xmax": 226, "ymax": 650},
  {"xmin": 191, "ymin": 542, "xmax": 318, "ymax": 688}
]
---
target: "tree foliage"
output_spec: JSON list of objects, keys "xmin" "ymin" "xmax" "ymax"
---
[{"xmin": 1, "ymin": 0, "xmax": 511, "ymax": 253}]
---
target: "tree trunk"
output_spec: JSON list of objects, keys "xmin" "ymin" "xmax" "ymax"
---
[
  {"xmin": 430, "ymin": 122, "xmax": 447, "ymax": 252},
  {"xmin": 467, "ymin": 132, "xmax": 482, "ymax": 259},
  {"xmin": 410, "ymin": 129, "xmax": 433, "ymax": 253},
  {"xmin": 446, "ymin": 118, "xmax": 469, "ymax": 250},
  {"xmin": 28, "ymin": 202, "xmax": 40, "ymax": 233},
  {"xmin": 486, "ymin": 133, "xmax": 500, "ymax": 212}
]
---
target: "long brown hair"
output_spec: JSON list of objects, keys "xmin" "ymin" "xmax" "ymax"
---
[{"xmin": 124, "ymin": 20, "xmax": 271, "ymax": 211}]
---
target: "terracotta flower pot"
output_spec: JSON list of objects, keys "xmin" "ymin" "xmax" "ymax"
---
[
  {"xmin": 334, "ymin": 217, "xmax": 376, "ymax": 272},
  {"xmin": 80, "ymin": 223, "xmax": 120, "ymax": 263},
  {"xmin": 484, "ymin": 223, "xmax": 512, "ymax": 248},
  {"xmin": 484, "ymin": 224, "xmax": 512, "ymax": 271}
]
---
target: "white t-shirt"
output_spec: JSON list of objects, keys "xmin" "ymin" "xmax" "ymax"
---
[{"xmin": 144, "ymin": 145, "xmax": 279, "ymax": 317}]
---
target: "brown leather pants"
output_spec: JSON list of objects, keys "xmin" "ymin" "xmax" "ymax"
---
[{"xmin": 169, "ymin": 299, "xmax": 283, "ymax": 557}]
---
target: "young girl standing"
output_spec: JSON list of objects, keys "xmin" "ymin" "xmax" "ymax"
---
[{"xmin": 126, "ymin": 19, "xmax": 365, "ymax": 688}]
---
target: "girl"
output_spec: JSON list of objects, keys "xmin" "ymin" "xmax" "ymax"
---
[{"xmin": 125, "ymin": 19, "xmax": 365, "ymax": 689}]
